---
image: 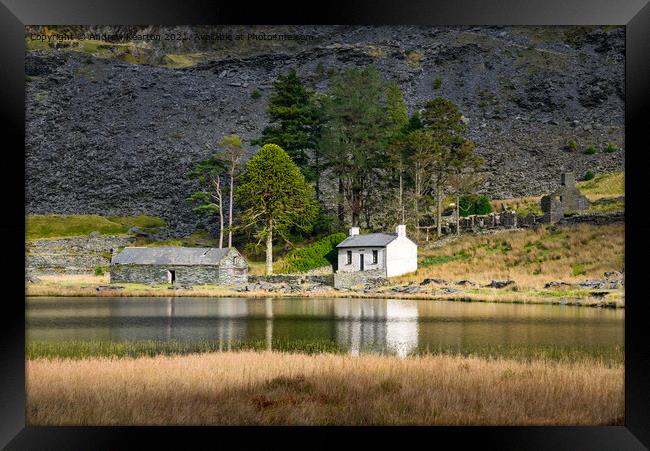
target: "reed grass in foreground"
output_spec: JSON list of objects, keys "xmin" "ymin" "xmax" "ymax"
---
[{"xmin": 27, "ymin": 351, "xmax": 623, "ymax": 426}]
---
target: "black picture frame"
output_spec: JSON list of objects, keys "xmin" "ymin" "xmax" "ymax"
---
[{"xmin": 2, "ymin": 1, "xmax": 649, "ymax": 448}]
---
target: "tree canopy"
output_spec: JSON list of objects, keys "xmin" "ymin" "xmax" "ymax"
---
[
  {"xmin": 235, "ymin": 143, "xmax": 318, "ymax": 274},
  {"xmin": 252, "ymin": 70, "xmax": 319, "ymax": 181}
]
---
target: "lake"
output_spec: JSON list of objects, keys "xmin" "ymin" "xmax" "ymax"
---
[{"xmin": 26, "ymin": 297, "xmax": 624, "ymax": 357}]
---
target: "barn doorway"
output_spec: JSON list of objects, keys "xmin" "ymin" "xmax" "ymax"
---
[
  {"xmin": 359, "ymin": 254, "xmax": 365, "ymax": 271},
  {"xmin": 167, "ymin": 270, "xmax": 176, "ymax": 284}
]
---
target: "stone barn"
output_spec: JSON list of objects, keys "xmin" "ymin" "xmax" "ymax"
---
[
  {"xmin": 334, "ymin": 225, "xmax": 417, "ymax": 288},
  {"xmin": 540, "ymin": 173, "xmax": 590, "ymax": 223},
  {"xmin": 110, "ymin": 246, "xmax": 248, "ymax": 286}
]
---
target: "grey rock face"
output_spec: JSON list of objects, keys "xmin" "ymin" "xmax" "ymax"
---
[{"xmin": 25, "ymin": 26, "xmax": 624, "ymax": 234}]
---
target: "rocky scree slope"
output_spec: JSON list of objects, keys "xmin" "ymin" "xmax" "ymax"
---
[{"xmin": 26, "ymin": 26, "xmax": 624, "ymax": 235}]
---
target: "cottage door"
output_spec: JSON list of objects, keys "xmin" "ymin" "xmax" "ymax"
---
[{"xmin": 359, "ymin": 253, "xmax": 365, "ymax": 271}]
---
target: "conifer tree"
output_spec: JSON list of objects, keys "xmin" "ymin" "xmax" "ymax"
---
[
  {"xmin": 253, "ymin": 70, "xmax": 318, "ymax": 181},
  {"xmin": 236, "ymin": 144, "xmax": 318, "ymax": 275}
]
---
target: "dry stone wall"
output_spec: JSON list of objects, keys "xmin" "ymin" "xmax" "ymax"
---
[
  {"xmin": 333, "ymin": 269, "xmax": 386, "ymax": 289},
  {"xmin": 26, "ymin": 235, "xmax": 134, "ymax": 275},
  {"xmin": 439, "ymin": 210, "xmax": 622, "ymax": 235}
]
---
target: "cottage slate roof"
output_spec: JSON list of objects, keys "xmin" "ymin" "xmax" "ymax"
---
[
  {"xmin": 336, "ymin": 233, "xmax": 397, "ymax": 248},
  {"xmin": 112, "ymin": 247, "xmax": 231, "ymax": 266}
]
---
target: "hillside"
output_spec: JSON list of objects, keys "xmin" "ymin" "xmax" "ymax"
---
[{"xmin": 25, "ymin": 25, "xmax": 624, "ymax": 235}]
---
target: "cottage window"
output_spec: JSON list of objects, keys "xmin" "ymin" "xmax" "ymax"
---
[
  {"xmin": 233, "ymin": 256, "xmax": 238, "ymax": 265},
  {"xmin": 372, "ymin": 250, "xmax": 378, "ymax": 264},
  {"xmin": 347, "ymin": 251, "xmax": 352, "ymax": 265}
]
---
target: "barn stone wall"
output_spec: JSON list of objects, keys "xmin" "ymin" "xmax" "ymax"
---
[{"xmin": 110, "ymin": 264, "xmax": 247, "ymax": 286}]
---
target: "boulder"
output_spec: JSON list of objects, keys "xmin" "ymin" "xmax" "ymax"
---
[
  {"xmin": 127, "ymin": 227, "xmax": 152, "ymax": 238},
  {"xmin": 485, "ymin": 279, "xmax": 515, "ymax": 289},
  {"xmin": 25, "ymin": 273, "xmax": 41, "ymax": 284},
  {"xmin": 578, "ymin": 280, "xmax": 606, "ymax": 290},
  {"xmin": 455, "ymin": 280, "xmax": 477, "ymax": 287},
  {"xmin": 544, "ymin": 281, "xmax": 572, "ymax": 289},
  {"xmin": 421, "ymin": 278, "xmax": 449, "ymax": 286}
]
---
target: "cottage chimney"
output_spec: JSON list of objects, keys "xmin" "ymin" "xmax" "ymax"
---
[
  {"xmin": 396, "ymin": 224, "xmax": 407, "ymax": 237},
  {"xmin": 349, "ymin": 227, "xmax": 360, "ymax": 236},
  {"xmin": 561, "ymin": 172, "xmax": 575, "ymax": 187}
]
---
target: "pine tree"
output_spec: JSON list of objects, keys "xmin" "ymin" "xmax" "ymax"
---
[
  {"xmin": 319, "ymin": 66, "xmax": 390, "ymax": 227},
  {"xmin": 384, "ymin": 83, "xmax": 409, "ymax": 224},
  {"xmin": 420, "ymin": 97, "xmax": 477, "ymax": 237},
  {"xmin": 236, "ymin": 144, "xmax": 318, "ymax": 275},
  {"xmin": 253, "ymin": 70, "xmax": 318, "ymax": 181}
]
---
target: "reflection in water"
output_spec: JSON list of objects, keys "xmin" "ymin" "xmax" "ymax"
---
[{"xmin": 26, "ymin": 297, "xmax": 623, "ymax": 356}]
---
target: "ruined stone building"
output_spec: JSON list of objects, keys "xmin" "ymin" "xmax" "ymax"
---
[
  {"xmin": 110, "ymin": 246, "xmax": 248, "ymax": 286},
  {"xmin": 541, "ymin": 173, "xmax": 590, "ymax": 223}
]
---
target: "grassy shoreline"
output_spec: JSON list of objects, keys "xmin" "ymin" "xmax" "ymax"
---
[
  {"xmin": 26, "ymin": 340, "xmax": 624, "ymax": 365},
  {"xmin": 27, "ymin": 350, "xmax": 624, "ymax": 426},
  {"xmin": 25, "ymin": 281, "xmax": 624, "ymax": 308}
]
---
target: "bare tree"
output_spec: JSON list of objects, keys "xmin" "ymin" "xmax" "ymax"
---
[
  {"xmin": 218, "ymin": 135, "xmax": 246, "ymax": 248},
  {"xmin": 212, "ymin": 175, "xmax": 224, "ymax": 248}
]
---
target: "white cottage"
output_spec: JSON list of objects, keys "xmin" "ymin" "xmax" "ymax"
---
[{"xmin": 335, "ymin": 225, "xmax": 417, "ymax": 286}]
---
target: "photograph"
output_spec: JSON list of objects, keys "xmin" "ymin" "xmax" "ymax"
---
[{"xmin": 24, "ymin": 24, "xmax": 625, "ymax": 426}]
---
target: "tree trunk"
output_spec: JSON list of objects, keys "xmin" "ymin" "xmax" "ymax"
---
[
  {"xmin": 265, "ymin": 220, "xmax": 273, "ymax": 276},
  {"xmin": 399, "ymin": 166, "xmax": 404, "ymax": 224},
  {"xmin": 351, "ymin": 190, "xmax": 360, "ymax": 227},
  {"xmin": 213, "ymin": 177, "xmax": 224, "ymax": 249},
  {"xmin": 228, "ymin": 167, "xmax": 234, "ymax": 248},
  {"xmin": 456, "ymin": 193, "xmax": 460, "ymax": 236},
  {"xmin": 218, "ymin": 203, "xmax": 224, "ymax": 249},
  {"xmin": 436, "ymin": 188, "xmax": 443, "ymax": 238},
  {"xmin": 315, "ymin": 151, "xmax": 321, "ymax": 202},
  {"xmin": 338, "ymin": 177, "xmax": 345, "ymax": 225},
  {"xmin": 413, "ymin": 165, "xmax": 420, "ymax": 229}
]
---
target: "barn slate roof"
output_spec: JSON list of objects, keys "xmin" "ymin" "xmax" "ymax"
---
[
  {"xmin": 111, "ymin": 247, "xmax": 231, "ymax": 266},
  {"xmin": 336, "ymin": 233, "xmax": 397, "ymax": 248}
]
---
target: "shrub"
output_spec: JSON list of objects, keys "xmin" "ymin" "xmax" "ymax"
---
[
  {"xmin": 583, "ymin": 170, "xmax": 595, "ymax": 181},
  {"xmin": 250, "ymin": 89, "xmax": 262, "ymax": 99},
  {"xmin": 277, "ymin": 233, "xmax": 347, "ymax": 273},
  {"xmin": 584, "ymin": 145, "xmax": 597, "ymax": 155},
  {"xmin": 605, "ymin": 142, "xmax": 619, "ymax": 153},
  {"xmin": 566, "ymin": 139, "xmax": 578, "ymax": 152},
  {"xmin": 95, "ymin": 266, "xmax": 104, "ymax": 276},
  {"xmin": 571, "ymin": 264, "xmax": 586, "ymax": 277},
  {"xmin": 459, "ymin": 195, "xmax": 493, "ymax": 217},
  {"xmin": 432, "ymin": 77, "xmax": 442, "ymax": 89}
]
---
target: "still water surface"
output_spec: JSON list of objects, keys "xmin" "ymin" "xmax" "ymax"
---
[{"xmin": 26, "ymin": 297, "xmax": 623, "ymax": 356}]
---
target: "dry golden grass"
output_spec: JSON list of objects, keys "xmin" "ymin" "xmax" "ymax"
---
[
  {"xmin": 397, "ymin": 224, "xmax": 624, "ymax": 289},
  {"xmin": 37, "ymin": 274, "xmax": 110, "ymax": 285},
  {"xmin": 27, "ymin": 352, "xmax": 623, "ymax": 426}
]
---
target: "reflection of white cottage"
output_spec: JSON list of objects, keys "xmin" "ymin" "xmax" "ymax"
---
[{"xmin": 334, "ymin": 225, "xmax": 417, "ymax": 288}]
